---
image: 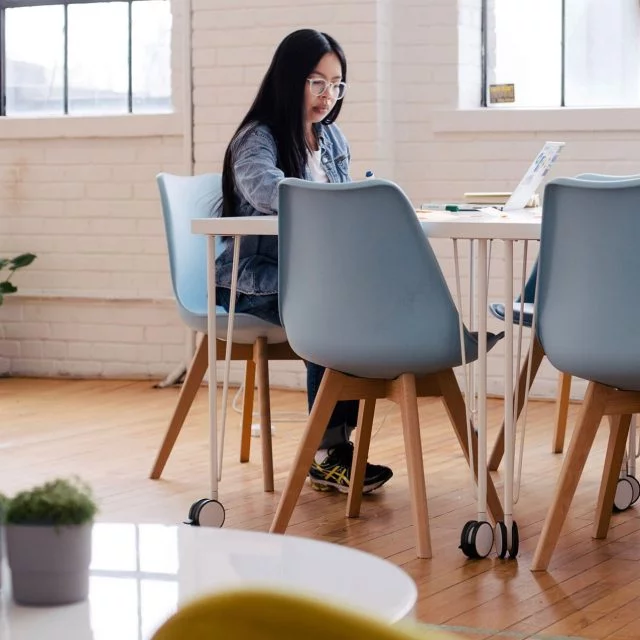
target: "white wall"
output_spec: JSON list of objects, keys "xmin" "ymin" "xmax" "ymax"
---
[{"xmin": 2, "ymin": 0, "xmax": 640, "ymax": 400}]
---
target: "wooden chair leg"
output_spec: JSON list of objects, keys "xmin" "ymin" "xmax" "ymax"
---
[
  {"xmin": 255, "ymin": 337, "xmax": 274, "ymax": 492},
  {"xmin": 270, "ymin": 370, "xmax": 343, "ymax": 534},
  {"xmin": 593, "ymin": 414, "xmax": 631, "ymax": 539},
  {"xmin": 395, "ymin": 373, "xmax": 432, "ymax": 559},
  {"xmin": 437, "ymin": 369, "xmax": 504, "ymax": 524},
  {"xmin": 552, "ymin": 372, "xmax": 572, "ymax": 454},
  {"xmin": 239, "ymin": 359, "xmax": 256, "ymax": 463},
  {"xmin": 531, "ymin": 382, "xmax": 611, "ymax": 571},
  {"xmin": 489, "ymin": 335, "xmax": 545, "ymax": 471},
  {"xmin": 346, "ymin": 398, "xmax": 376, "ymax": 519},
  {"xmin": 150, "ymin": 335, "xmax": 209, "ymax": 480}
]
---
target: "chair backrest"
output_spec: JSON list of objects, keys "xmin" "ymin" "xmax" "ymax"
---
[
  {"xmin": 536, "ymin": 176, "xmax": 640, "ymax": 390},
  {"xmin": 277, "ymin": 178, "xmax": 471, "ymax": 379},
  {"xmin": 517, "ymin": 173, "xmax": 640, "ymax": 305},
  {"xmin": 576, "ymin": 173, "xmax": 640, "ymax": 181},
  {"xmin": 156, "ymin": 172, "xmax": 221, "ymax": 316}
]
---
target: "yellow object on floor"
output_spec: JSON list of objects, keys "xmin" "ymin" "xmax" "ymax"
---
[{"xmin": 151, "ymin": 588, "xmax": 461, "ymax": 640}]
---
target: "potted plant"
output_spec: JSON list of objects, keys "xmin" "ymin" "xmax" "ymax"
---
[
  {"xmin": 0, "ymin": 492, "xmax": 7, "ymax": 591},
  {"xmin": 4, "ymin": 477, "xmax": 98, "ymax": 605},
  {"xmin": 0, "ymin": 253, "xmax": 36, "ymax": 306}
]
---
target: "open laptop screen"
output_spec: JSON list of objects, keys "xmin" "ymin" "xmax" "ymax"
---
[{"xmin": 503, "ymin": 141, "xmax": 565, "ymax": 211}]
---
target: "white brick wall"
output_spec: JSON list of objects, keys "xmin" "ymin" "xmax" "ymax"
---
[{"xmin": 2, "ymin": 0, "xmax": 639, "ymax": 403}]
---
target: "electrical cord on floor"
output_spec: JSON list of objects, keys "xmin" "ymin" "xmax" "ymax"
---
[
  {"xmin": 230, "ymin": 381, "xmax": 394, "ymax": 440},
  {"xmin": 231, "ymin": 382, "xmax": 308, "ymax": 422}
]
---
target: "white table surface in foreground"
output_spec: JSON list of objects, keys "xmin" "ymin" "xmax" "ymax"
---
[{"xmin": 0, "ymin": 523, "xmax": 417, "ymax": 640}]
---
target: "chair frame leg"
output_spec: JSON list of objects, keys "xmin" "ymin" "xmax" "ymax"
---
[
  {"xmin": 552, "ymin": 372, "xmax": 572, "ymax": 454},
  {"xmin": 255, "ymin": 337, "xmax": 274, "ymax": 492},
  {"xmin": 394, "ymin": 373, "xmax": 432, "ymax": 559},
  {"xmin": 270, "ymin": 370, "xmax": 343, "ymax": 534},
  {"xmin": 593, "ymin": 414, "xmax": 631, "ymax": 538},
  {"xmin": 488, "ymin": 335, "xmax": 545, "ymax": 471},
  {"xmin": 150, "ymin": 335, "xmax": 209, "ymax": 480},
  {"xmin": 531, "ymin": 381, "xmax": 610, "ymax": 571},
  {"xmin": 347, "ymin": 398, "xmax": 376, "ymax": 518},
  {"xmin": 239, "ymin": 359, "xmax": 256, "ymax": 464}
]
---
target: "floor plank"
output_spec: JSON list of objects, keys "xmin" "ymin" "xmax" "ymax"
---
[{"xmin": 2, "ymin": 377, "xmax": 639, "ymax": 639}]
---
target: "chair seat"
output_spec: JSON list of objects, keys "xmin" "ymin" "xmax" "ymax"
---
[
  {"xmin": 304, "ymin": 330, "xmax": 504, "ymax": 381},
  {"xmin": 178, "ymin": 305, "xmax": 289, "ymax": 344},
  {"xmin": 489, "ymin": 302, "xmax": 535, "ymax": 328}
]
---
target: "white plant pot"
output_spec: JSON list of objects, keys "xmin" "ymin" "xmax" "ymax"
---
[{"xmin": 6, "ymin": 522, "xmax": 92, "ymax": 606}]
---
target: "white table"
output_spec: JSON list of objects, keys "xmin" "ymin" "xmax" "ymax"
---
[
  {"xmin": 192, "ymin": 207, "xmax": 542, "ymax": 557},
  {"xmin": 0, "ymin": 523, "xmax": 417, "ymax": 639}
]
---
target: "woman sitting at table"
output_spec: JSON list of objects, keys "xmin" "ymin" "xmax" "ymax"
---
[{"xmin": 215, "ymin": 28, "xmax": 393, "ymax": 494}]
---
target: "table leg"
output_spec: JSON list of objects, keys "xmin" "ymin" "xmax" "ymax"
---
[
  {"xmin": 503, "ymin": 241, "xmax": 515, "ymax": 545},
  {"xmin": 218, "ymin": 236, "xmax": 241, "ymax": 481},
  {"xmin": 476, "ymin": 238, "xmax": 488, "ymax": 523},
  {"xmin": 206, "ymin": 235, "xmax": 219, "ymax": 500},
  {"xmin": 468, "ymin": 240, "xmax": 476, "ymax": 420}
]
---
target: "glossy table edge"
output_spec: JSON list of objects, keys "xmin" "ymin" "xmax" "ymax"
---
[{"xmin": 0, "ymin": 524, "xmax": 418, "ymax": 631}]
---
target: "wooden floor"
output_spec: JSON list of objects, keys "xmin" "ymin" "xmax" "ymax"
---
[{"xmin": 2, "ymin": 377, "xmax": 640, "ymax": 639}]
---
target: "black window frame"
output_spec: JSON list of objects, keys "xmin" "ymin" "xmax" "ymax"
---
[
  {"xmin": 481, "ymin": 0, "xmax": 567, "ymax": 107},
  {"xmin": 0, "ymin": 0, "xmax": 163, "ymax": 116}
]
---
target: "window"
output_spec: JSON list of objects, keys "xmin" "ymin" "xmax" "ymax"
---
[
  {"xmin": 0, "ymin": 0, "xmax": 172, "ymax": 116},
  {"xmin": 483, "ymin": 0, "xmax": 640, "ymax": 107}
]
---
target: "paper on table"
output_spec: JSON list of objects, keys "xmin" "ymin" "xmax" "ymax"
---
[{"xmin": 415, "ymin": 207, "xmax": 504, "ymax": 220}]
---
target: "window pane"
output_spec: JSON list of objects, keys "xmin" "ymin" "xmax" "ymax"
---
[
  {"xmin": 67, "ymin": 2, "xmax": 129, "ymax": 115},
  {"xmin": 5, "ymin": 6, "xmax": 65, "ymax": 115},
  {"xmin": 132, "ymin": 0, "xmax": 173, "ymax": 113},
  {"xmin": 487, "ymin": 0, "xmax": 562, "ymax": 107},
  {"xmin": 565, "ymin": 0, "xmax": 640, "ymax": 106}
]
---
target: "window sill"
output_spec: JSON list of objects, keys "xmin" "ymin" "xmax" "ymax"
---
[
  {"xmin": 432, "ymin": 107, "xmax": 640, "ymax": 133},
  {"xmin": 0, "ymin": 113, "xmax": 183, "ymax": 140}
]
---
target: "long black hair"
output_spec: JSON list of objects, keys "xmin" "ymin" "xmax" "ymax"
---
[{"xmin": 219, "ymin": 29, "xmax": 347, "ymax": 218}]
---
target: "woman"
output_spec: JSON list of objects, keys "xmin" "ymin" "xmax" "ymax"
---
[{"xmin": 216, "ymin": 29, "xmax": 392, "ymax": 494}]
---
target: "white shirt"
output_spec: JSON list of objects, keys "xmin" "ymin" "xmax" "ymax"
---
[{"xmin": 307, "ymin": 148, "xmax": 329, "ymax": 183}]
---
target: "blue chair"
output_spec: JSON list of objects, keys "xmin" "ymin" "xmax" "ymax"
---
[
  {"xmin": 531, "ymin": 175, "xmax": 640, "ymax": 570},
  {"xmin": 149, "ymin": 173, "xmax": 299, "ymax": 492},
  {"xmin": 487, "ymin": 173, "xmax": 640, "ymax": 471},
  {"xmin": 269, "ymin": 178, "xmax": 504, "ymax": 558}
]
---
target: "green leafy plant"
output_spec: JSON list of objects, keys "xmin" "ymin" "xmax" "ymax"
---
[
  {"xmin": 5, "ymin": 478, "xmax": 98, "ymax": 527},
  {"xmin": 0, "ymin": 253, "xmax": 37, "ymax": 305},
  {"xmin": 0, "ymin": 492, "xmax": 8, "ymax": 523}
]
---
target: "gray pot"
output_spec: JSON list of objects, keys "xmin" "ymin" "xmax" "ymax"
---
[
  {"xmin": 6, "ymin": 522, "xmax": 92, "ymax": 606},
  {"xmin": 0, "ymin": 525, "xmax": 4, "ymax": 591}
]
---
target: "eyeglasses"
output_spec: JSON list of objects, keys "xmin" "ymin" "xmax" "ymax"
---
[{"xmin": 307, "ymin": 78, "xmax": 347, "ymax": 100}]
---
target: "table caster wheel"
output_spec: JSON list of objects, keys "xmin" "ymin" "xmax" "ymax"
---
[
  {"xmin": 508, "ymin": 521, "xmax": 519, "ymax": 559},
  {"xmin": 495, "ymin": 522, "xmax": 508, "ymax": 559},
  {"xmin": 495, "ymin": 521, "xmax": 519, "ymax": 559},
  {"xmin": 185, "ymin": 498, "xmax": 226, "ymax": 527},
  {"xmin": 613, "ymin": 477, "xmax": 634, "ymax": 512},
  {"xmin": 459, "ymin": 520, "xmax": 476, "ymax": 558},
  {"xmin": 628, "ymin": 474, "xmax": 640, "ymax": 505},
  {"xmin": 460, "ymin": 520, "xmax": 493, "ymax": 559}
]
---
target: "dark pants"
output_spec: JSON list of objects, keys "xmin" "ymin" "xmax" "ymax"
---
[{"xmin": 216, "ymin": 288, "xmax": 359, "ymax": 449}]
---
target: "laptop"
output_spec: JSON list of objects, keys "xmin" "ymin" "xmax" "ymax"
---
[
  {"xmin": 421, "ymin": 141, "xmax": 565, "ymax": 215},
  {"xmin": 502, "ymin": 141, "xmax": 565, "ymax": 211}
]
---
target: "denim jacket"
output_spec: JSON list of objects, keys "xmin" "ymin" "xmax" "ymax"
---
[{"xmin": 215, "ymin": 122, "xmax": 351, "ymax": 295}]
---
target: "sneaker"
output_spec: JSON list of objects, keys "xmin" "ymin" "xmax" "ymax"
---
[{"xmin": 308, "ymin": 442, "xmax": 393, "ymax": 494}]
